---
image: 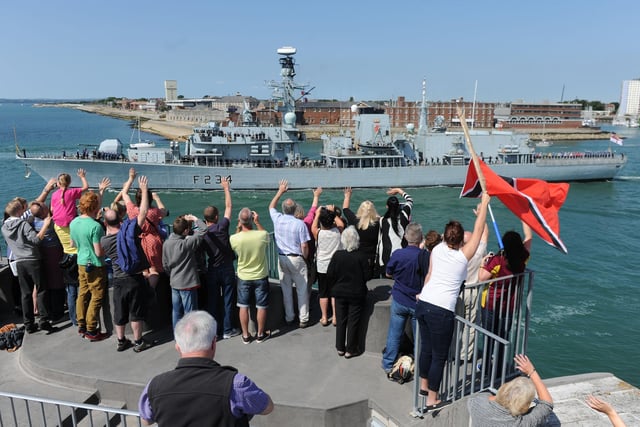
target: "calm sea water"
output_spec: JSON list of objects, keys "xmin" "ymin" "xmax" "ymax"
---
[{"xmin": 2, "ymin": 103, "xmax": 639, "ymax": 387}]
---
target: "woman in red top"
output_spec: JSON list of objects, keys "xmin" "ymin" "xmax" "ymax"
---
[
  {"xmin": 478, "ymin": 221, "xmax": 532, "ymax": 373},
  {"xmin": 120, "ymin": 168, "xmax": 167, "ymax": 288}
]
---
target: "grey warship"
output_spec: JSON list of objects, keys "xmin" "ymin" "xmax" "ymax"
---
[{"xmin": 17, "ymin": 47, "xmax": 626, "ymax": 190}]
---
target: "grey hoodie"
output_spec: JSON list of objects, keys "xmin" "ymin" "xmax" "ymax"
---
[{"xmin": 1, "ymin": 217, "xmax": 42, "ymax": 262}]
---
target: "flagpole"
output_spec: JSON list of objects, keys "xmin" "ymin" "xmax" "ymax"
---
[
  {"xmin": 456, "ymin": 105, "xmax": 486, "ymax": 191},
  {"xmin": 488, "ymin": 204, "xmax": 504, "ymax": 250},
  {"xmin": 457, "ymin": 104, "xmax": 505, "ymax": 248}
]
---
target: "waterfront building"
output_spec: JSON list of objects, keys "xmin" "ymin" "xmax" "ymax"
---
[
  {"xmin": 502, "ymin": 102, "xmax": 584, "ymax": 129},
  {"xmin": 164, "ymin": 80, "xmax": 178, "ymax": 101},
  {"xmin": 293, "ymin": 97, "xmax": 498, "ymax": 130},
  {"xmin": 618, "ymin": 79, "xmax": 640, "ymax": 116},
  {"xmin": 429, "ymin": 99, "xmax": 497, "ymax": 129},
  {"xmin": 614, "ymin": 79, "xmax": 640, "ymax": 126}
]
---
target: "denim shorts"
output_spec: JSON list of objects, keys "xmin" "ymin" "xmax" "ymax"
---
[{"xmin": 237, "ymin": 277, "xmax": 270, "ymax": 309}]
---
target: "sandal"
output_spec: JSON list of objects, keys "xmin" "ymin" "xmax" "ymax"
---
[
  {"xmin": 424, "ymin": 401, "xmax": 449, "ymax": 412},
  {"xmin": 320, "ymin": 318, "xmax": 330, "ymax": 327}
]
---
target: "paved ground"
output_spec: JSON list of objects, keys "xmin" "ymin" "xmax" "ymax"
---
[{"xmin": 1, "ymin": 273, "xmax": 639, "ymax": 426}]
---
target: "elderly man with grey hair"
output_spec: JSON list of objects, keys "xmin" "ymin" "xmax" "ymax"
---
[
  {"xmin": 138, "ymin": 311, "xmax": 274, "ymax": 426},
  {"xmin": 327, "ymin": 226, "xmax": 371, "ymax": 358},
  {"xmin": 268, "ymin": 179, "xmax": 311, "ymax": 328},
  {"xmin": 381, "ymin": 222, "xmax": 430, "ymax": 378}
]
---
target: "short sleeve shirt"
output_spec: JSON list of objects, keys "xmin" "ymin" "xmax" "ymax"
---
[
  {"xmin": 51, "ymin": 187, "xmax": 84, "ymax": 226},
  {"xmin": 269, "ymin": 209, "xmax": 310, "ymax": 256},
  {"xmin": 69, "ymin": 216, "xmax": 105, "ymax": 266}
]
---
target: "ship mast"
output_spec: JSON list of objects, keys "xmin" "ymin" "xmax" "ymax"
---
[
  {"xmin": 268, "ymin": 46, "xmax": 309, "ymax": 129},
  {"xmin": 418, "ymin": 79, "xmax": 428, "ymax": 136}
]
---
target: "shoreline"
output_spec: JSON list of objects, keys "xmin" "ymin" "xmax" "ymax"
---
[
  {"xmin": 37, "ymin": 103, "xmax": 196, "ymax": 141},
  {"xmin": 37, "ymin": 103, "xmax": 612, "ymax": 142}
]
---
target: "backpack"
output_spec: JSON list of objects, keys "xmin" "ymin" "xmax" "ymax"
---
[
  {"xmin": 387, "ymin": 354, "xmax": 415, "ymax": 384},
  {"xmin": 116, "ymin": 218, "xmax": 150, "ymax": 274}
]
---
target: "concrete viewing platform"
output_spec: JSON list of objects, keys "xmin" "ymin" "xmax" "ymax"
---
[{"xmin": 1, "ymin": 273, "xmax": 639, "ymax": 426}]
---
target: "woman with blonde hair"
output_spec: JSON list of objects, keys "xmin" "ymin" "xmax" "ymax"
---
[
  {"xmin": 468, "ymin": 354, "xmax": 553, "ymax": 426},
  {"xmin": 50, "ymin": 169, "xmax": 88, "ymax": 254},
  {"xmin": 342, "ymin": 187, "xmax": 380, "ymax": 278}
]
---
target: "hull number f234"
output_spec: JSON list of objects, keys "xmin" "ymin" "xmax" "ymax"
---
[{"xmin": 192, "ymin": 175, "xmax": 232, "ymax": 185}]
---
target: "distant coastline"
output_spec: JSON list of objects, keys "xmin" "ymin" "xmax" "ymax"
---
[{"xmin": 35, "ymin": 103, "xmax": 613, "ymax": 142}]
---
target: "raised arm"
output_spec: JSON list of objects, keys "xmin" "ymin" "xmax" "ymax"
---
[
  {"xmin": 586, "ymin": 396, "xmax": 626, "ymax": 427},
  {"xmin": 311, "ymin": 207, "xmax": 321, "ymax": 240},
  {"xmin": 36, "ymin": 178, "xmax": 57, "ymax": 204},
  {"xmin": 462, "ymin": 192, "xmax": 490, "ymax": 260},
  {"xmin": 77, "ymin": 168, "xmax": 89, "ymax": 191},
  {"xmin": 120, "ymin": 168, "xmax": 137, "ymax": 204},
  {"xmin": 334, "ymin": 209, "xmax": 345, "ymax": 232},
  {"xmin": 36, "ymin": 215, "xmax": 52, "ymax": 241},
  {"xmin": 221, "ymin": 176, "xmax": 232, "ymax": 220},
  {"xmin": 514, "ymin": 354, "xmax": 552, "ymax": 405},
  {"xmin": 522, "ymin": 221, "xmax": 533, "ymax": 252},
  {"xmin": 268, "ymin": 179, "xmax": 288, "ymax": 210},
  {"xmin": 97, "ymin": 177, "xmax": 111, "ymax": 208},
  {"xmin": 252, "ymin": 211, "xmax": 265, "ymax": 231},
  {"xmin": 152, "ymin": 192, "xmax": 168, "ymax": 218},
  {"xmin": 311, "ymin": 187, "xmax": 322, "ymax": 208},
  {"xmin": 342, "ymin": 187, "xmax": 352, "ymax": 210},
  {"xmin": 136, "ymin": 176, "xmax": 149, "ymax": 228}
]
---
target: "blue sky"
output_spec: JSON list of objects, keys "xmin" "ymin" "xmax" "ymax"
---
[{"xmin": 2, "ymin": 0, "xmax": 638, "ymax": 103}]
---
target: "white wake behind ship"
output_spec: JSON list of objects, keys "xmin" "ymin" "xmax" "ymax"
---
[{"xmin": 17, "ymin": 47, "xmax": 626, "ymax": 190}]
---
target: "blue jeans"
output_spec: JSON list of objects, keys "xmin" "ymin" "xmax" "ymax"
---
[
  {"xmin": 206, "ymin": 264, "xmax": 236, "ymax": 336},
  {"xmin": 172, "ymin": 288, "xmax": 198, "ymax": 330},
  {"xmin": 382, "ymin": 299, "xmax": 416, "ymax": 371},
  {"xmin": 416, "ymin": 300, "xmax": 454, "ymax": 393},
  {"xmin": 66, "ymin": 283, "xmax": 78, "ymax": 326}
]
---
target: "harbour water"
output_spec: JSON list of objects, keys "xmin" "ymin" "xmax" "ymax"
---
[{"xmin": 1, "ymin": 102, "xmax": 638, "ymax": 387}]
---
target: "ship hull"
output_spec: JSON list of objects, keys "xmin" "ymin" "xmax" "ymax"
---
[{"xmin": 18, "ymin": 156, "xmax": 625, "ymax": 190}]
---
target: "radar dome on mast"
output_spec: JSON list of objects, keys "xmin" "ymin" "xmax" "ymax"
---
[
  {"xmin": 284, "ymin": 112, "xmax": 296, "ymax": 126},
  {"xmin": 277, "ymin": 46, "xmax": 297, "ymax": 56}
]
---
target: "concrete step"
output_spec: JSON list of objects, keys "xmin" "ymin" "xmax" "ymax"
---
[{"xmin": 0, "ymin": 342, "xmax": 100, "ymax": 427}]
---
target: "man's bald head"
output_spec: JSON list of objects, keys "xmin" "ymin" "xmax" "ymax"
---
[{"xmin": 103, "ymin": 208, "xmax": 121, "ymax": 227}]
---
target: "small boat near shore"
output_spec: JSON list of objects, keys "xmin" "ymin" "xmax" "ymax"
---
[
  {"xmin": 536, "ymin": 139, "xmax": 553, "ymax": 147},
  {"xmin": 16, "ymin": 47, "xmax": 627, "ymax": 190}
]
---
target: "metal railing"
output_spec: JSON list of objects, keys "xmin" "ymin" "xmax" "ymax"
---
[
  {"xmin": 0, "ymin": 391, "xmax": 144, "ymax": 427},
  {"xmin": 411, "ymin": 270, "xmax": 534, "ymax": 417},
  {"xmin": 266, "ymin": 232, "xmax": 280, "ymax": 280}
]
